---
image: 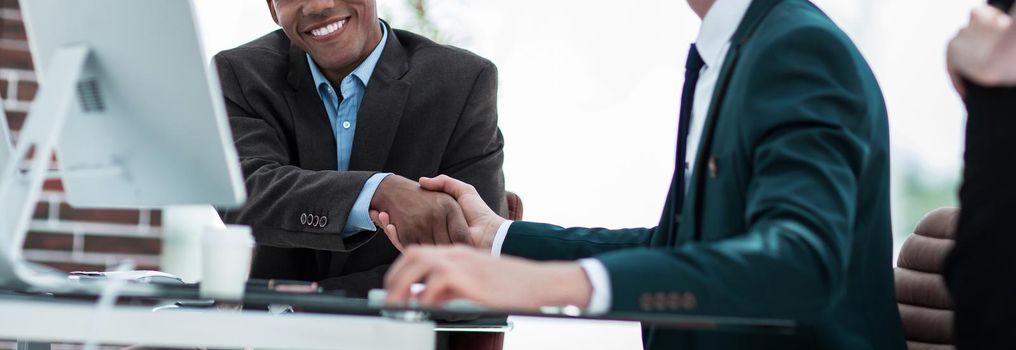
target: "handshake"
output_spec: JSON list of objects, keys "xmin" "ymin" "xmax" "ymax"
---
[
  {"xmin": 368, "ymin": 174, "xmax": 507, "ymax": 252},
  {"xmin": 368, "ymin": 175, "xmax": 592, "ymax": 310}
]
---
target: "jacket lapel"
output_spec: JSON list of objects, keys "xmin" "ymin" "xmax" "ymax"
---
[
  {"xmin": 285, "ymin": 43, "xmax": 338, "ymax": 171},
  {"xmin": 677, "ymin": 0, "xmax": 784, "ymax": 244},
  {"xmin": 348, "ymin": 24, "xmax": 411, "ymax": 171}
]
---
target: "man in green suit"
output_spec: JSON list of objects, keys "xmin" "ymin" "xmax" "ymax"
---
[{"xmin": 377, "ymin": 0, "xmax": 906, "ymax": 348}]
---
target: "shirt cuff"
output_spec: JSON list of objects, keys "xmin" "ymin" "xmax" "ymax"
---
[
  {"xmin": 489, "ymin": 220, "xmax": 514, "ymax": 257},
  {"xmin": 579, "ymin": 258, "xmax": 612, "ymax": 315},
  {"xmin": 342, "ymin": 172, "xmax": 392, "ymax": 236}
]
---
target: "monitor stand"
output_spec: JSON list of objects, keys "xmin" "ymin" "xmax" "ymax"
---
[
  {"xmin": 0, "ymin": 45, "xmax": 90, "ymax": 276},
  {"xmin": 0, "ymin": 89, "xmax": 12, "ymax": 175}
]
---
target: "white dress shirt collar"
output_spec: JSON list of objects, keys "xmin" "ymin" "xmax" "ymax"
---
[{"xmin": 694, "ymin": 0, "xmax": 752, "ymax": 69}]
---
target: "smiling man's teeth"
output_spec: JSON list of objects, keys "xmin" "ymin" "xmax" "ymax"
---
[{"xmin": 311, "ymin": 20, "xmax": 344, "ymax": 37}]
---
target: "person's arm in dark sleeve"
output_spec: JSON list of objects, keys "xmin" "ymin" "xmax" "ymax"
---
[
  {"xmin": 946, "ymin": 83, "xmax": 1016, "ymax": 348},
  {"xmin": 215, "ymin": 53, "xmax": 379, "ymax": 252},
  {"xmin": 590, "ymin": 28, "xmax": 871, "ymax": 319}
]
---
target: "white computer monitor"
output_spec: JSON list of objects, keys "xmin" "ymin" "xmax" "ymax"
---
[
  {"xmin": 0, "ymin": 0, "xmax": 246, "ymax": 288},
  {"xmin": 21, "ymin": 0, "xmax": 245, "ymax": 208}
]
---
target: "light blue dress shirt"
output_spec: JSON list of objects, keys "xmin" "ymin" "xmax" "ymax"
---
[{"xmin": 307, "ymin": 21, "xmax": 391, "ymax": 236}]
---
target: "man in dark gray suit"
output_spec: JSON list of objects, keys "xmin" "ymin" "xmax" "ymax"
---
[{"xmin": 214, "ymin": 0, "xmax": 505, "ymax": 296}]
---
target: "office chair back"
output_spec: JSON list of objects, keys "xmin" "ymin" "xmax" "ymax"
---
[{"xmin": 506, "ymin": 191, "xmax": 524, "ymax": 221}]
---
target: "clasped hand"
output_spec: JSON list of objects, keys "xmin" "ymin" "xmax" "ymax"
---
[
  {"xmin": 370, "ymin": 176, "xmax": 594, "ymax": 311},
  {"xmin": 370, "ymin": 175, "xmax": 505, "ymax": 251}
]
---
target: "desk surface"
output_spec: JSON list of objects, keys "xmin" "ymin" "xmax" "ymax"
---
[
  {"xmin": 24, "ymin": 278, "xmax": 794, "ymax": 336},
  {"xmin": 2, "ymin": 281, "xmax": 795, "ymax": 349},
  {"xmin": 0, "ymin": 296, "xmax": 435, "ymax": 350}
]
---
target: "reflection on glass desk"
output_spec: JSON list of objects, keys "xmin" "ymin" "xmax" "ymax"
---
[
  {"xmin": 1, "ymin": 278, "xmax": 795, "ymax": 350},
  {"xmin": 8, "ymin": 278, "xmax": 796, "ymax": 335}
]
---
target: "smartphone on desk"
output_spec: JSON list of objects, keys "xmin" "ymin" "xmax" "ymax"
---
[{"xmin": 245, "ymin": 278, "xmax": 323, "ymax": 294}]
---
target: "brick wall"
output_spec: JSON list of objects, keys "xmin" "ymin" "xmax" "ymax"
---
[{"xmin": 0, "ymin": 0, "xmax": 162, "ymax": 272}]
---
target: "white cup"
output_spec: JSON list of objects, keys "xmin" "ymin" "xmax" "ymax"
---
[
  {"xmin": 161, "ymin": 205, "xmax": 228, "ymax": 283},
  {"xmin": 200, "ymin": 224, "xmax": 254, "ymax": 301}
]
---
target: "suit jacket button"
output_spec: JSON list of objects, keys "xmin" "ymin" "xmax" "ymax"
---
[
  {"xmin": 667, "ymin": 292, "xmax": 682, "ymax": 310},
  {"xmin": 653, "ymin": 292, "xmax": 667, "ymax": 311},
  {"xmin": 708, "ymin": 156, "xmax": 719, "ymax": 178},
  {"xmin": 300, "ymin": 213, "xmax": 308, "ymax": 225},
  {"xmin": 639, "ymin": 293, "xmax": 653, "ymax": 311},
  {"xmin": 682, "ymin": 292, "xmax": 697, "ymax": 310},
  {"xmin": 319, "ymin": 216, "xmax": 328, "ymax": 228}
]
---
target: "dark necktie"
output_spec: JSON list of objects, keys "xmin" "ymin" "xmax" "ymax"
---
[{"xmin": 672, "ymin": 44, "xmax": 705, "ymax": 215}]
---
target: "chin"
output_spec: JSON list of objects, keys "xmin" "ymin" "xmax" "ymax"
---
[{"xmin": 312, "ymin": 52, "xmax": 357, "ymax": 70}]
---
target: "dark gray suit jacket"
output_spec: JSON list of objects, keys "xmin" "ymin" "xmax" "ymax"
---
[{"xmin": 213, "ymin": 25, "xmax": 505, "ymax": 295}]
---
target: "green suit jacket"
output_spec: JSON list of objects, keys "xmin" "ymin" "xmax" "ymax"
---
[{"xmin": 501, "ymin": 0, "xmax": 906, "ymax": 348}]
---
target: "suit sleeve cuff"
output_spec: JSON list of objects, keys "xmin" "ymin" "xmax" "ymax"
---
[
  {"xmin": 342, "ymin": 172, "xmax": 391, "ymax": 236},
  {"xmin": 490, "ymin": 220, "xmax": 514, "ymax": 257},
  {"xmin": 579, "ymin": 258, "xmax": 612, "ymax": 315}
]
